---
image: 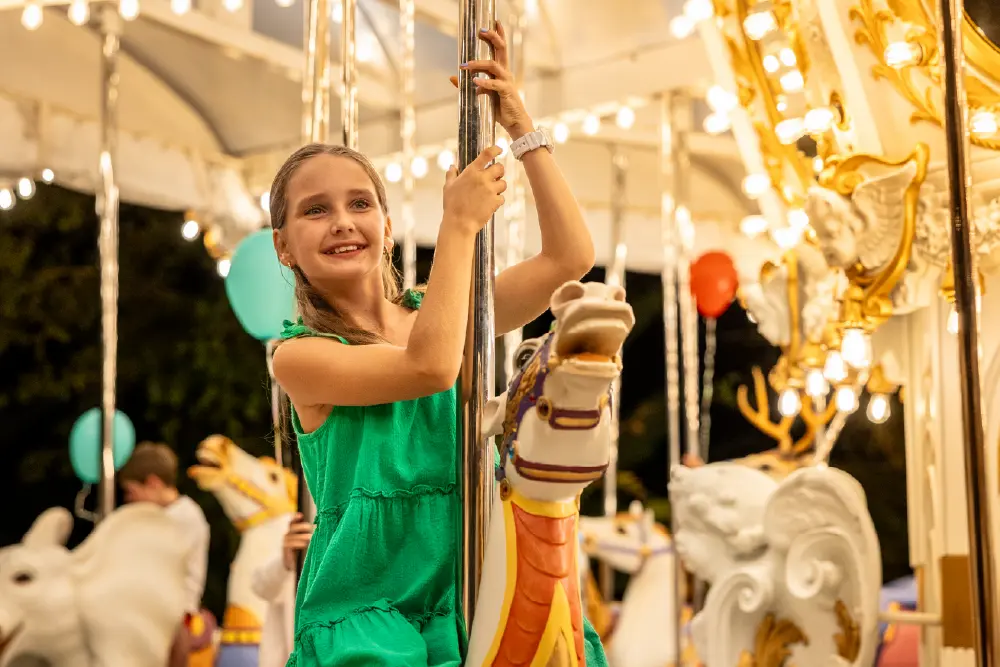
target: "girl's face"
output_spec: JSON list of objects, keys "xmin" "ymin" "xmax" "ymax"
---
[{"xmin": 276, "ymin": 154, "xmax": 390, "ymax": 290}]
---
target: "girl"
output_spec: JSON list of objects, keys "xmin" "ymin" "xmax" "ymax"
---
[{"xmin": 270, "ymin": 21, "xmax": 606, "ymax": 667}]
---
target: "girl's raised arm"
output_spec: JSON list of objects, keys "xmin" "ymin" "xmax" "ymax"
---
[{"xmin": 273, "ymin": 146, "xmax": 505, "ymax": 408}]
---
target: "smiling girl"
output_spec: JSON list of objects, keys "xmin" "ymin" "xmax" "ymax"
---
[{"xmin": 269, "ymin": 22, "xmax": 606, "ymax": 667}]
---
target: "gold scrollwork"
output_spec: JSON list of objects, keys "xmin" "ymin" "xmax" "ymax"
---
[
  {"xmin": 736, "ymin": 613, "xmax": 809, "ymax": 667},
  {"xmin": 851, "ymin": 0, "xmax": 1000, "ymax": 151},
  {"xmin": 820, "ymin": 143, "xmax": 930, "ymax": 329},
  {"xmin": 834, "ymin": 599, "xmax": 861, "ymax": 661}
]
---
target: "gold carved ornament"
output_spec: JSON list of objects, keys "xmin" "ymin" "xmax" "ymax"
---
[
  {"xmin": 850, "ymin": 0, "xmax": 1000, "ymax": 151},
  {"xmin": 737, "ymin": 250, "xmax": 837, "ymax": 458},
  {"xmin": 735, "ymin": 599, "xmax": 859, "ymax": 666},
  {"xmin": 819, "ymin": 142, "xmax": 930, "ymax": 330}
]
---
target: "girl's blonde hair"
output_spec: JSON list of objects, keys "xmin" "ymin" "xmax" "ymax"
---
[{"xmin": 270, "ymin": 143, "xmax": 422, "ymax": 345}]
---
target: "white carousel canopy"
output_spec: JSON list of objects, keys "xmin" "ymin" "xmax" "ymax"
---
[{"xmin": 0, "ymin": 0, "xmax": 782, "ymax": 276}]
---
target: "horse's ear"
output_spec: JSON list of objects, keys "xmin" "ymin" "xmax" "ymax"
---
[
  {"xmin": 23, "ymin": 507, "xmax": 73, "ymax": 548},
  {"xmin": 482, "ymin": 391, "xmax": 508, "ymax": 437},
  {"xmin": 283, "ymin": 469, "xmax": 298, "ymax": 505}
]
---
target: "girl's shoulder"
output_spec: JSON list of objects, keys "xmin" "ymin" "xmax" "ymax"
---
[{"xmin": 280, "ymin": 317, "xmax": 348, "ymax": 344}]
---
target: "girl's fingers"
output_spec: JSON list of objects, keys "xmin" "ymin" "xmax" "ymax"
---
[
  {"xmin": 461, "ymin": 59, "xmax": 509, "ymax": 80},
  {"xmin": 480, "ymin": 27, "xmax": 508, "ymax": 64},
  {"xmin": 473, "ymin": 78, "xmax": 508, "ymax": 93}
]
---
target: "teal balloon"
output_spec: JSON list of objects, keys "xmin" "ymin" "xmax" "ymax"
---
[
  {"xmin": 69, "ymin": 408, "xmax": 137, "ymax": 485},
  {"xmin": 225, "ymin": 230, "xmax": 296, "ymax": 341}
]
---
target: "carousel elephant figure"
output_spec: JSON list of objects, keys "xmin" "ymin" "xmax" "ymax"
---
[{"xmin": 0, "ymin": 503, "xmax": 188, "ymax": 667}]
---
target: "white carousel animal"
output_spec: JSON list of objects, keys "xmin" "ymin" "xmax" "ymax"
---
[
  {"xmin": 669, "ymin": 462, "xmax": 882, "ymax": 667},
  {"xmin": 188, "ymin": 435, "xmax": 297, "ymax": 667},
  {"xmin": 464, "ymin": 280, "xmax": 635, "ymax": 666},
  {"xmin": 578, "ymin": 501, "xmax": 680, "ymax": 667},
  {"xmin": 0, "ymin": 503, "xmax": 188, "ymax": 667}
]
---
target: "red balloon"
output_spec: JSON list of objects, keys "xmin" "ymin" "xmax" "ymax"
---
[{"xmin": 690, "ymin": 251, "xmax": 739, "ymax": 319}]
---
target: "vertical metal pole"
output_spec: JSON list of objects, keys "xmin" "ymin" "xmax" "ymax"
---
[
  {"xmin": 267, "ymin": 340, "xmax": 283, "ymax": 466},
  {"xmin": 302, "ymin": 0, "xmax": 331, "ymax": 144},
  {"xmin": 296, "ymin": 0, "xmax": 333, "ymax": 575},
  {"xmin": 501, "ymin": 1, "xmax": 526, "ymax": 383},
  {"xmin": 341, "ymin": 0, "xmax": 358, "ymax": 150},
  {"xmin": 457, "ymin": 0, "xmax": 496, "ymax": 630},
  {"xmin": 600, "ymin": 150, "xmax": 628, "ymax": 600},
  {"xmin": 660, "ymin": 90, "xmax": 684, "ymax": 665},
  {"xmin": 400, "ymin": 0, "xmax": 417, "ymax": 289},
  {"xmin": 938, "ymin": 0, "xmax": 997, "ymax": 661},
  {"xmin": 96, "ymin": 6, "xmax": 121, "ymax": 522}
]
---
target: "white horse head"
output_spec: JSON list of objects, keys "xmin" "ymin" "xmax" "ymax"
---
[
  {"xmin": 579, "ymin": 500, "xmax": 673, "ymax": 575},
  {"xmin": 0, "ymin": 504, "xmax": 187, "ymax": 667},
  {"xmin": 188, "ymin": 435, "xmax": 296, "ymax": 531},
  {"xmin": 484, "ymin": 281, "xmax": 636, "ymax": 503}
]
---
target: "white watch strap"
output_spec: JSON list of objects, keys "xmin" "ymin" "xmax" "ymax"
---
[{"xmin": 510, "ymin": 128, "xmax": 554, "ymax": 160}]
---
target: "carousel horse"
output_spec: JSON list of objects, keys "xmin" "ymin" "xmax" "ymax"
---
[
  {"xmin": 578, "ymin": 501, "xmax": 684, "ymax": 667},
  {"xmin": 669, "ymin": 462, "xmax": 882, "ymax": 667},
  {"xmin": 0, "ymin": 503, "xmax": 188, "ymax": 666},
  {"xmin": 189, "ymin": 435, "xmax": 297, "ymax": 667},
  {"xmin": 464, "ymin": 280, "xmax": 635, "ymax": 667}
]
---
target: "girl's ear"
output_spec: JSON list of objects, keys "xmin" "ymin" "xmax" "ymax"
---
[
  {"xmin": 273, "ymin": 229, "xmax": 292, "ymax": 267},
  {"xmin": 384, "ymin": 216, "xmax": 394, "ymax": 248}
]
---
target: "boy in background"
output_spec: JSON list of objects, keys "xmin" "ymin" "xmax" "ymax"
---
[{"xmin": 119, "ymin": 441, "xmax": 211, "ymax": 667}]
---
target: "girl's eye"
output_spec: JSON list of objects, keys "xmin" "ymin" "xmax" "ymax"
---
[
  {"xmin": 350, "ymin": 199, "xmax": 371, "ymax": 210},
  {"xmin": 304, "ymin": 205, "xmax": 325, "ymax": 216}
]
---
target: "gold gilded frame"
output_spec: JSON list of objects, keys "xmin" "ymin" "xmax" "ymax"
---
[{"xmin": 851, "ymin": 0, "xmax": 1000, "ymax": 151}]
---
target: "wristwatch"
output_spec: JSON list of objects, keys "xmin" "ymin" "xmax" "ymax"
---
[{"xmin": 510, "ymin": 128, "xmax": 555, "ymax": 161}]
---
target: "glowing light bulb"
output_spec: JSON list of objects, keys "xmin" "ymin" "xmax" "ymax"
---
[
  {"xmin": 385, "ymin": 162, "xmax": 403, "ymax": 183},
  {"xmin": 740, "ymin": 215, "xmax": 768, "ymax": 237},
  {"xmin": 779, "ymin": 70, "xmax": 804, "ymax": 93},
  {"xmin": 171, "ymin": 0, "xmax": 191, "ymax": 14},
  {"xmin": 356, "ymin": 34, "xmax": 377, "ymax": 63},
  {"xmin": 21, "ymin": 2, "xmax": 43, "ymax": 30},
  {"xmin": 582, "ymin": 114, "xmax": 600, "ymax": 136},
  {"xmin": 813, "ymin": 156, "xmax": 824, "ymax": 173},
  {"xmin": 823, "ymin": 350, "xmax": 848, "ymax": 383},
  {"xmin": 742, "ymin": 174, "xmax": 771, "ymax": 198},
  {"xmin": 835, "ymin": 386, "xmax": 858, "ymax": 413},
  {"xmin": 436, "ymin": 150, "xmax": 454, "ymax": 171},
  {"xmin": 41, "ymin": 168, "xmax": 54, "ymax": 183},
  {"xmin": 787, "ymin": 208, "xmax": 809, "ymax": 230},
  {"xmin": 217, "ymin": 258, "xmax": 232, "ymax": 278},
  {"xmin": 331, "ymin": 0, "xmax": 343, "ymax": 21},
  {"xmin": 775, "ymin": 117, "xmax": 805, "ymax": 145},
  {"xmin": 553, "ymin": 122, "xmax": 570, "ymax": 144},
  {"xmin": 947, "ymin": 304, "xmax": 959, "ymax": 335},
  {"xmin": 867, "ymin": 393, "xmax": 890, "ymax": 424},
  {"xmin": 804, "ymin": 107, "xmax": 836, "ymax": 134},
  {"xmin": 0, "ymin": 188, "xmax": 14, "ymax": 211},
  {"xmin": 778, "ymin": 388, "xmax": 801, "ymax": 418},
  {"xmin": 703, "ymin": 112, "xmax": 731, "ymax": 135},
  {"xmin": 496, "ymin": 137, "xmax": 509, "ymax": 156},
  {"xmin": 275, "ymin": 0, "xmax": 294, "ymax": 7},
  {"xmin": 670, "ymin": 14, "xmax": 695, "ymax": 39},
  {"xmin": 706, "ymin": 85, "xmax": 738, "ymax": 114},
  {"xmin": 411, "ymin": 156, "xmax": 428, "ymax": 179},
  {"xmin": 778, "ymin": 47, "xmax": 797, "ymax": 67},
  {"xmin": 884, "ymin": 41, "xmax": 920, "ymax": 68},
  {"xmin": 770, "ymin": 225, "xmax": 802, "ymax": 249},
  {"xmin": 840, "ymin": 327, "xmax": 872, "ymax": 369},
  {"xmin": 615, "ymin": 107, "xmax": 635, "ymax": 130},
  {"xmin": 17, "ymin": 178, "xmax": 35, "ymax": 199},
  {"xmin": 971, "ymin": 111, "xmax": 999, "ymax": 137},
  {"xmin": 743, "ymin": 10, "xmax": 776, "ymax": 40},
  {"xmin": 67, "ymin": 0, "xmax": 89, "ymax": 25},
  {"xmin": 763, "ymin": 54, "xmax": 780, "ymax": 73},
  {"xmin": 119, "ymin": 0, "xmax": 139, "ymax": 20},
  {"xmin": 805, "ymin": 369, "xmax": 828, "ymax": 398},
  {"xmin": 181, "ymin": 220, "xmax": 200, "ymax": 240},
  {"xmin": 259, "ymin": 192, "xmax": 270, "ymax": 212},
  {"xmin": 683, "ymin": 0, "xmax": 713, "ymax": 22}
]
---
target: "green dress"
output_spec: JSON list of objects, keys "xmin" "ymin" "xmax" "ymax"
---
[{"xmin": 281, "ymin": 290, "xmax": 608, "ymax": 667}]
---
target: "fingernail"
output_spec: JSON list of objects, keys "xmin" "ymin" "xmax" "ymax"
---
[
  {"xmin": 459, "ymin": 63, "xmax": 468, "ymax": 69},
  {"xmin": 479, "ymin": 28, "xmax": 487, "ymax": 33}
]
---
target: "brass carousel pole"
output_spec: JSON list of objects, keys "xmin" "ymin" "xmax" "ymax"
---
[
  {"xmin": 341, "ymin": 0, "xmax": 358, "ymax": 150},
  {"xmin": 600, "ymin": 149, "xmax": 628, "ymax": 600},
  {"xmin": 661, "ymin": 90, "xmax": 685, "ymax": 665},
  {"xmin": 937, "ymin": 0, "xmax": 998, "ymax": 660},
  {"xmin": 400, "ymin": 0, "xmax": 417, "ymax": 289},
  {"xmin": 457, "ymin": 0, "xmax": 496, "ymax": 630},
  {"xmin": 294, "ymin": 0, "xmax": 333, "ymax": 574},
  {"xmin": 96, "ymin": 4, "xmax": 122, "ymax": 522}
]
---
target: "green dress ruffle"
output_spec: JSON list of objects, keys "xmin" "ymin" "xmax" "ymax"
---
[{"xmin": 281, "ymin": 291, "xmax": 607, "ymax": 666}]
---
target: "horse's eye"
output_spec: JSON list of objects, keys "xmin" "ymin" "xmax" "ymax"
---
[
  {"xmin": 13, "ymin": 571, "xmax": 34, "ymax": 585},
  {"xmin": 270, "ymin": 471, "xmax": 281, "ymax": 483},
  {"xmin": 514, "ymin": 339, "xmax": 540, "ymax": 370},
  {"xmin": 615, "ymin": 525, "xmax": 627, "ymax": 535}
]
